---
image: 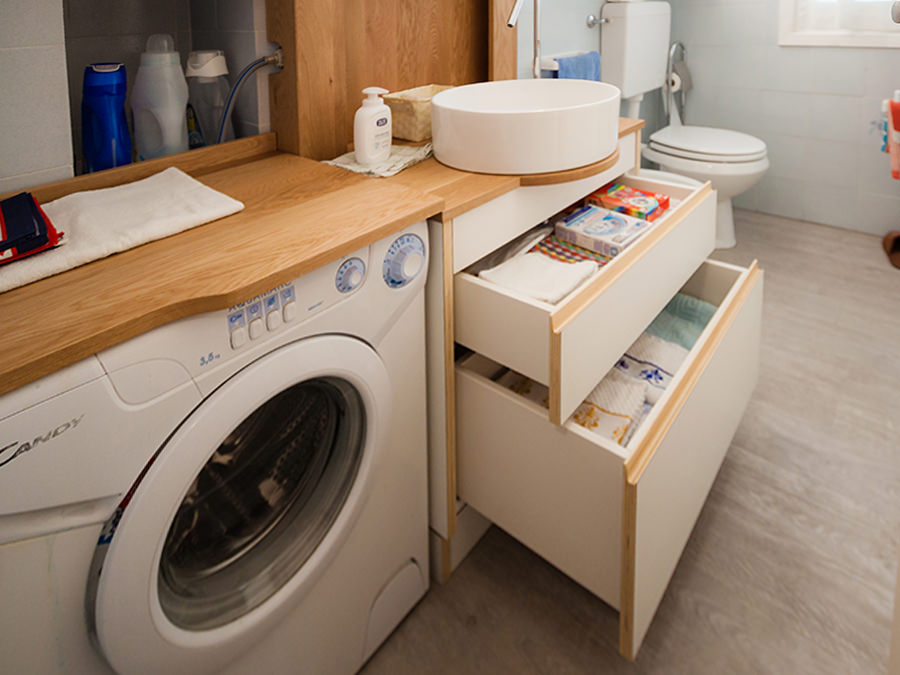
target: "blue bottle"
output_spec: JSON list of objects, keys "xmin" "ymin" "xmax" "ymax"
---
[{"xmin": 82, "ymin": 63, "xmax": 132, "ymax": 172}]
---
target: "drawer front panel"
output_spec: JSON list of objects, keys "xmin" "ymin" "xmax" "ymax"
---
[
  {"xmin": 551, "ymin": 188, "xmax": 716, "ymax": 423},
  {"xmin": 621, "ymin": 264, "xmax": 764, "ymax": 659},
  {"xmin": 456, "ymin": 360, "xmax": 625, "ymax": 606}
]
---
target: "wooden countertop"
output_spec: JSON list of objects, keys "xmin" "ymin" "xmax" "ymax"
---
[{"xmin": 0, "ymin": 117, "xmax": 644, "ymax": 397}]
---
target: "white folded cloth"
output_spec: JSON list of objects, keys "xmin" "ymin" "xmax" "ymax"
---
[
  {"xmin": 323, "ymin": 143, "xmax": 433, "ymax": 177},
  {"xmin": 478, "ymin": 252, "xmax": 597, "ymax": 304},
  {"xmin": 0, "ymin": 167, "xmax": 244, "ymax": 293},
  {"xmin": 573, "ymin": 368, "xmax": 648, "ymax": 445},
  {"xmin": 615, "ymin": 332, "xmax": 688, "ymax": 404}
]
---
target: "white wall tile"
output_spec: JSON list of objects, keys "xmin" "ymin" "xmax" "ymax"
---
[
  {"xmin": 759, "ymin": 90, "xmax": 813, "ymax": 138},
  {"xmin": 857, "ymin": 141, "xmax": 900, "ymax": 198},
  {"xmin": 761, "ymin": 45, "xmax": 816, "ymax": 93},
  {"xmin": 810, "ymin": 94, "xmax": 861, "ymax": 143},
  {"xmin": 755, "ymin": 175, "xmax": 805, "ymax": 220},
  {"xmin": 217, "ymin": 0, "xmax": 253, "ymax": 32},
  {"xmin": 798, "ymin": 182, "xmax": 860, "ymax": 229},
  {"xmin": 0, "ymin": 45, "xmax": 72, "ymax": 180},
  {"xmin": 805, "ymin": 139, "xmax": 859, "ymax": 188},
  {"xmin": 811, "ymin": 48, "xmax": 865, "ymax": 97},
  {"xmin": 863, "ymin": 49, "xmax": 900, "ymax": 99},
  {"xmin": 857, "ymin": 192, "xmax": 900, "ymax": 236},
  {"xmin": 0, "ymin": 0, "xmax": 64, "ymax": 48}
]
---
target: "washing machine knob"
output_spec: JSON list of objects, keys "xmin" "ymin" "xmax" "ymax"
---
[
  {"xmin": 336, "ymin": 257, "xmax": 366, "ymax": 294},
  {"xmin": 383, "ymin": 233, "xmax": 425, "ymax": 288}
]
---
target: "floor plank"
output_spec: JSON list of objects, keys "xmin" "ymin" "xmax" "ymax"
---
[{"xmin": 363, "ymin": 211, "xmax": 900, "ymax": 675}]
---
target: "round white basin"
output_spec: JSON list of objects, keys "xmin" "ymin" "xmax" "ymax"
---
[{"xmin": 430, "ymin": 79, "xmax": 621, "ymax": 175}]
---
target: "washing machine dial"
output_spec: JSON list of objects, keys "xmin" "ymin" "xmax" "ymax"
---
[
  {"xmin": 382, "ymin": 233, "xmax": 425, "ymax": 288},
  {"xmin": 335, "ymin": 257, "xmax": 366, "ymax": 294}
]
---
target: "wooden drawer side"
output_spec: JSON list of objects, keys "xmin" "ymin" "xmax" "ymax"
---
[{"xmin": 620, "ymin": 264, "xmax": 764, "ymax": 659}]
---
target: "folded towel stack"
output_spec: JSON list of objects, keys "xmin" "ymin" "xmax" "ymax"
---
[
  {"xmin": 478, "ymin": 252, "xmax": 597, "ymax": 304},
  {"xmin": 573, "ymin": 368, "xmax": 647, "ymax": 445},
  {"xmin": 646, "ymin": 292, "xmax": 718, "ymax": 350}
]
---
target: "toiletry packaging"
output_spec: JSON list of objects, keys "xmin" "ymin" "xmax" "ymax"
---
[
  {"xmin": 185, "ymin": 50, "xmax": 234, "ymax": 147},
  {"xmin": 82, "ymin": 63, "xmax": 132, "ymax": 172},
  {"xmin": 0, "ymin": 192, "xmax": 64, "ymax": 266},
  {"xmin": 354, "ymin": 87, "xmax": 392, "ymax": 165},
  {"xmin": 553, "ymin": 204, "xmax": 650, "ymax": 257},
  {"xmin": 587, "ymin": 183, "xmax": 670, "ymax": 221},
  {"xmin": 132, "ymin": 34, "xmax": 189, "ymax": 161}
]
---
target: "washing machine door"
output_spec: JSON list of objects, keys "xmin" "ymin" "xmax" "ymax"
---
[{"xmin": 90, "ymin": 335, "xmax": 391, "ymax": 675}]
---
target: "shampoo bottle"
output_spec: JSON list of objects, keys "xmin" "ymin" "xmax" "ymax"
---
[{"xmin": 354, "ymin": 87, "xmax": 392, "ymax": 165}]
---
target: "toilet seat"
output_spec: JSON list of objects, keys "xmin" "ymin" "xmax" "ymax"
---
[{"xmin": 647, "ymin": 125, "xmax": 767, "ymax": 163}]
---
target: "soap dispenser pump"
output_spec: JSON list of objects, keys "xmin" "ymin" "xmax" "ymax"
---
[{"xmin": 354, "ymin": 87, "xmax": 392, "ymax": 165}]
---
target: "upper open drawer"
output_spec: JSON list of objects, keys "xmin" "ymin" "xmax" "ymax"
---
[{"xmin": 454, "ymin": 174, "xmax": 716, "ymax": 424}]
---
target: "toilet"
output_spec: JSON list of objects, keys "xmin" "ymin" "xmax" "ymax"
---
[{"xmin": 600, "ymin": 1, "xmax": 769, "ymax": 249}]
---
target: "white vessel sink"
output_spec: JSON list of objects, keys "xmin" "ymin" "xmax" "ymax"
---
[{"xmin": 430, "ymin": 79, "xmax": 621, "ymax": 175}]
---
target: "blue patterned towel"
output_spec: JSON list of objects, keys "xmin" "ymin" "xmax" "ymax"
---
[{"xmin": 646, "ymin": 293, "xmax": 717, "ymax": 350}]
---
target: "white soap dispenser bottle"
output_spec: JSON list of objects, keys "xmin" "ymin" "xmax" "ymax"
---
[{"xmin": 354, "ymin": 87, "xmax": 392, "ymax": 165}]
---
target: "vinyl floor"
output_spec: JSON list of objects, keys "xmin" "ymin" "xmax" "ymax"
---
[{"xmin": 362, "ymin": 210, "xmax": 900, "ymax": 675}]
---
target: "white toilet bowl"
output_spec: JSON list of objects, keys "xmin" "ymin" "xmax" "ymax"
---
[{"xmin": 642, "ymin": 125, "xmax": 768, "ymax": 249}]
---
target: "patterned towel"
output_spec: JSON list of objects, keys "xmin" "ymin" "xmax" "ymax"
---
[
  {"xmin": 573, "ymin": 368, "xmax": 648, "ymax": 445},
  {"xmin": 528, "ymin": 234, "xmax": 611, "ymax": 266},
  {"xmin": 615, "ymin": 332, "xmax": 688, "ymax": 404}
]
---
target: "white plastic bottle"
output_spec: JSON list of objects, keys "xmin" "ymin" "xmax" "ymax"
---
[
  {"xmin": 354, "ymin": 87, "xmax": 392, "ymax": 165},
  {"xmin": 132, "ymin": 34, "xmax": 189, "ymax": 161},
  {"xmin": 185, "ymin": 50, "xmax": 234, "ymax": 147}
]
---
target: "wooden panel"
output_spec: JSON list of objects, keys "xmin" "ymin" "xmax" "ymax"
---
[
  {"xmin": 517, "ymin": 149, "xmax": 619, "ymax": 187},
  {"xmin": 620, "ymin": 263, "xmax": 763, "ymax": 659},
  {"xmin": 489, "ymin": 0, "xmax": 517, "ymax": 80},
  {"xmin": 1, "ymin": 134, "xmax": 277, "ymax": 203},
  {"xmin": 266, "ymin": 0, "xmax": 301, "ymax": 155},
  {"xmin": 0, "ymin": 154, "xmax": 443, "ymax": 397},
  {"xmin": 278, "ymin": 0, "xmax": 488, "ymax": 160}
]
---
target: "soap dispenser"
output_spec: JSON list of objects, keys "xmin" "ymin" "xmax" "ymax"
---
[{"xmin": 354, "ymin": 87, "xmax": 392, "ymax": 165}]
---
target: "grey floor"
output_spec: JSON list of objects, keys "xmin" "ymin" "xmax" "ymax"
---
[{"xmin": 363, "ymin": 211, "xmax": 900, "ymax": 675}]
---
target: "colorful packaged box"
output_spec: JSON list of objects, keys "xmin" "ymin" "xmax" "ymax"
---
[
  {"xmin": 553, "ymin": 204, "xmax": 650, "ymax": 258},
  {"xmin": 587, "ymin": 182, "xmax": 670, "ymax": 221}
]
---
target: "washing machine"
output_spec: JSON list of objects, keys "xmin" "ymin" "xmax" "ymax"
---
[{"xmin": 0, "ymin": 222, "xmax": 430, "ymax": 674}]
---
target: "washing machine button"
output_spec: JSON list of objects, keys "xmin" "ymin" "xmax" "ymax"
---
[
  {"xmin": 230, "ymin": 326, "xmax": 248, "ymax": 349},
  {"xmin": 249, "ymin": 317, "xmax": 264, "ymax": 339},
  {"xmin": 282, "ymin": 301, "xmax": 297, "ymax": 322},
  {"xmin": 266, "ymin": 310, "xmax": 282, "ymax": 331}
]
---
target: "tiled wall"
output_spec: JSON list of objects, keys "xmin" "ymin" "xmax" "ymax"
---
[
  {"xmin": 190, "ymin": 0, "xmax": 275, "ymax": 139},
  {"xmin": 0, "ymin": 0, "xmax": 73, "ymax": 193},
  {"xmin": 63, "ymin": 0, "xmax": 191, "ymax": 174},
  {"xmin": 671, "ymin": 0, "xmax": 900, "ymax": 236}
]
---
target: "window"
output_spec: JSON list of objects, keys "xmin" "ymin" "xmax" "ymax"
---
[{"xmin": 779, "ymin": 0, "xmax": 900, "ymax": 47}]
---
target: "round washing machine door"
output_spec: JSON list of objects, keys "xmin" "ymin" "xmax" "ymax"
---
[{"xmin": 89, "ymin": 335, "xmax": 391, "ymax": 675}]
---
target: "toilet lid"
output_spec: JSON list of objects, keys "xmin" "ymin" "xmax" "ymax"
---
[{"xmin": 648, "ymin": 125, "xmax": 768, "ymax": 162}]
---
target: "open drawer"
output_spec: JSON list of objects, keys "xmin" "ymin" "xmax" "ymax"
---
[
  {"xmin": 455, "ymin": 259, "xmax": 763, "ymax": 659},
  {"xmin": 454, "ymin": 174, "xmax": 717, "ymax": 424}
]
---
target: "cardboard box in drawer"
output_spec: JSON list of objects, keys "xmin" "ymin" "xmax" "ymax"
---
[{"xmin": 553, "ymin": 204, "xmax": 650, "ymax": 257}]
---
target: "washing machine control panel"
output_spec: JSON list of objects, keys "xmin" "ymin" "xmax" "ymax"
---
[
  {"xmin": 382, "ymin": 233, "xmax": 425, "ymax": 289},
  {"xmin": 335, "ymin": 257, "xmax": 366, "ymax": 294},
  {"xmin": 226, "ymin": 283, "xmax": 297, "ymax": 350}
]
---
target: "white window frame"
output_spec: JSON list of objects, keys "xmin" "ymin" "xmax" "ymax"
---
[{"xmin": 779, "ymin": 0, "xmax": 900, "ymax": 47}]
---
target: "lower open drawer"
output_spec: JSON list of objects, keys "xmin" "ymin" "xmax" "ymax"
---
[{"xmin": 455, "ymin": 258, "xmax": 763, "ymax": 659}]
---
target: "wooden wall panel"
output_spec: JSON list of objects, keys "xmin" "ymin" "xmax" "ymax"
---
[
  {"xmin": 267, "ymin": 0, "xmax": 488, "ymax": 160},
  {"xmin": 489, "ymin": 0, "xmax": 517, "ymax": 81}
]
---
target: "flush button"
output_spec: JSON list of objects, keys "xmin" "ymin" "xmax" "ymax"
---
[
  {"xmin": 230, "ymin": 326, "xmax": 248, "ymax": 349},
  {"xmin": 249, "ymin": 318, "xmax": 264, "ymax": 339},
  {"xmin": 282, "ymin": 301, "xmax": 297, "ymax": 323},
  {"xmin": 266, "ymin": 310, "xmax": 282, "ymax": 331}
]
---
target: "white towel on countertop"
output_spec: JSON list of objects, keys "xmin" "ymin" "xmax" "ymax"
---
[
  {"xmin": 323, "ymin": 143, "xmax": 433, "ymax": 177},
  {"xmin": 615, "ymin": 332, "xmax": 688, "ymax": 404},
  {"xmin": 478, "ymin": 251, "xmax": 597, "ymax": 304},
  {"xmin": 573, "ymin": 368, "xmax": 648, "ymax": 445},
  {"xmin": 0, "ymin": 167, "xmax": 244, "ymax": 294}
]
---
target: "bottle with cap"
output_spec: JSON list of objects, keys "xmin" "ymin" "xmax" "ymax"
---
[
  {"xmin": 185, "ymin": 50, "xmax": 234, "ymax": 147},
  {"xmin": 81, "ymin": 62, "xmax": 132, "ymax": 172},
  {"xmin": 131, "ymin": 34, "xmax": 189, "ymax": 160},
  {"xmin": 354, "ymin": 87, "xmax": 392, "ymax": 165}
]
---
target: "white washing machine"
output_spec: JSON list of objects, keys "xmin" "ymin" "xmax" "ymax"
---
[{"xmin": 0, "ymin": 222, "xmax": 430, "ymax": 674}]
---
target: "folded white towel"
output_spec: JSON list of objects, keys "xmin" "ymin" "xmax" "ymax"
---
[
  {"xmin": 0, "ymin": 167, "xmax": 244, "ymax": 293},
  {"xmin": 479, "ymin": 252, "xmax": 597, "ymax": 304},
  {"xmin": 615, "ymin": 332, "xmax": 688, "ymax": 404},
  {"xmin": 573, "ymin": 368, "xmax": 648, "ymax": 445}
]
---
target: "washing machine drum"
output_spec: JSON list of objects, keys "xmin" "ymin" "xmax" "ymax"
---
[
  {"xmin": 648, "ymin": 125, "xmax": 768, "ymax": 163},
  {"xmin": 89, "ymin": 336, "xmax": 391, "ymax": 675}
]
